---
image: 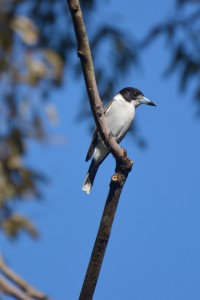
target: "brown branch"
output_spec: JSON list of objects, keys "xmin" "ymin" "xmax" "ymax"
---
[
  {"xmin": 66, "ymin": 0, "xmax": 125, "ymax": 159},
  {"xmin": 79, "ymin": 175, "xmax": 130, "ymax": 300},
  {"xmin": 0, "ymin": 257, "xmax": 49, "ymax": 300},
  {"xmin": 66, "ymin": 1, "xmax": 133, "ymax": 299}
]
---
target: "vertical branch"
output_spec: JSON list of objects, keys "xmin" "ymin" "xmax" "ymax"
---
[
  {"xmin": 66, "ymin": 1, "xmax": 133, "ymax": 299},
  {"xmin": 79, "ymin": 180, "xmax": 126, "ymax": 300}
]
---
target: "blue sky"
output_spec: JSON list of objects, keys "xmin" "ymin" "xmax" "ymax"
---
[{"xmin": 2, "ymin": 0, "xmax": 200, "ymax": 299}]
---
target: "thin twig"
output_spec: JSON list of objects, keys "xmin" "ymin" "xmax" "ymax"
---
[
  {"xmin": 0, "ymin": 257, "xmax": 49, "ymax": 300},
  {"xmin": 67, "ymin": 1, "xmax": 133, "ymax": 299},
  {"xmin": 0, "ymin": 275, "xmax": 32, "ymax": 300}
]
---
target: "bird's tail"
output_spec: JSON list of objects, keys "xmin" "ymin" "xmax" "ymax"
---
[{"xmin": 82, "ymin": 159, "xmax": 99, "ymax": 194}]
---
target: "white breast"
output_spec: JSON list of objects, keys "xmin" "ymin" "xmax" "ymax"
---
[
  {"xmin": 93, "ymin": 94, "xmax": 136, "ymax": 162},
  {"xmin": 105, "ymin": 93, "xmax": 135, "ymax": 141}
]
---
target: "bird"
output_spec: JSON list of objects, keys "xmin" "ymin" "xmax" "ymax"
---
[{"xmin": 82, "ymin": 87, "xmax": 156, "ymax": 194}]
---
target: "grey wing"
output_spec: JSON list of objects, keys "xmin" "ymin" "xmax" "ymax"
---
[
  {"xmin": 85, "ymin": 128, "xmax": 98, "ymax": 161},
  {"xmin": 103, "ymin": 100, "xmax": 112, "ymax": 115},
  {"xmin": 85, "ymin": 100, "xmax": 112, "ymax": 162}
]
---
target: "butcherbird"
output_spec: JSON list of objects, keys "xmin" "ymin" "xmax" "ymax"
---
[{"xmin": 82, "ymin": 87, "xmax": 156, "ymax": 194}]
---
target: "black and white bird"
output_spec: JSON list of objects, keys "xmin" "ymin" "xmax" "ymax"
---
[{"xmin": 82, "ymin": 87, "xmax": 156, "ymax": 194}]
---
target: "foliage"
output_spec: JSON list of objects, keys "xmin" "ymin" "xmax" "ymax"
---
[{"xmin": 141, "ymin": 0, "xmax": 200, "ymax": 114}]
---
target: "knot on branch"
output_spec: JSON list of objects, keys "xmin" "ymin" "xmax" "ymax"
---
[
  {"xmin": 112, "ymin": 174, "xmax": 120, "ymax": 182},
  {"xmin": 94, "ymin": 105, "xmax": 103, "ymax": 118},
  {"xmin": 110, "ymin": 173, "xmax": 125, "ymax": 190},
  {"xmin": 71, "ymin": 4, "xmax": 79, "ymax": 12},
  {"xmin": 77, "ymin": 50, "xmax": 84, "ymax": 58},
  {"xmin": 117, "ymin": 157, "xmax": 133, "ymax": 174},
  {"xmin": 115, "ymin": 148, "xmax": 133, "ymax": 176}
]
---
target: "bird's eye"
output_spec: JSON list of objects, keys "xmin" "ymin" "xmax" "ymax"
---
[{"xmin": 131, "ymin": 92, "xmax": 137, "ymax": 98}]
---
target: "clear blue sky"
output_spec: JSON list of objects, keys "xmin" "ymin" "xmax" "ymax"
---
[{"xmin": 2, "ymin": 0, "xmax": 200, "ymax": 299}]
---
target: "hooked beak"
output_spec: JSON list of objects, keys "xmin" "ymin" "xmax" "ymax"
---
[{"xmin": 139, "ymin": 96, "xmax": 156, "ymax": 107}]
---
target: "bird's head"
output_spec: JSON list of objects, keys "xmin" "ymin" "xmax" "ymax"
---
[{"xmin": 119, "ymin": 87, "xmax": 156, "ymax": 108}]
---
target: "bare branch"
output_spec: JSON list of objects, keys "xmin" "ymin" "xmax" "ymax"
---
[
  {"xmin": 66, "ymin": 0, "xmax": 125, "ymax": 160},
  {"xmin": 0, "ymin": 257, "xmax": 49, "ymax": 300},
  {"xmin": 0, "ymin": 275, "xmax": 32, "ymax": 300},
  {"xmin": 66, "ymin": 1, "xmax": 133, "ymax": 299},
  {"xmin": 79, "ymin": 177, "xmax": 129, "ymax": 300}
]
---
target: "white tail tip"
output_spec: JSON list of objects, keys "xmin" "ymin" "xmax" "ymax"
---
[{"xmin": 82, "ymin": 183, "xmax": 91, "ymax": 194}]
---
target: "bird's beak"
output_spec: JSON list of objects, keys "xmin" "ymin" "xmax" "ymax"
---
[{"xmin": 139, "ymin": 96, "xmax": 156, "ymax": 107}]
